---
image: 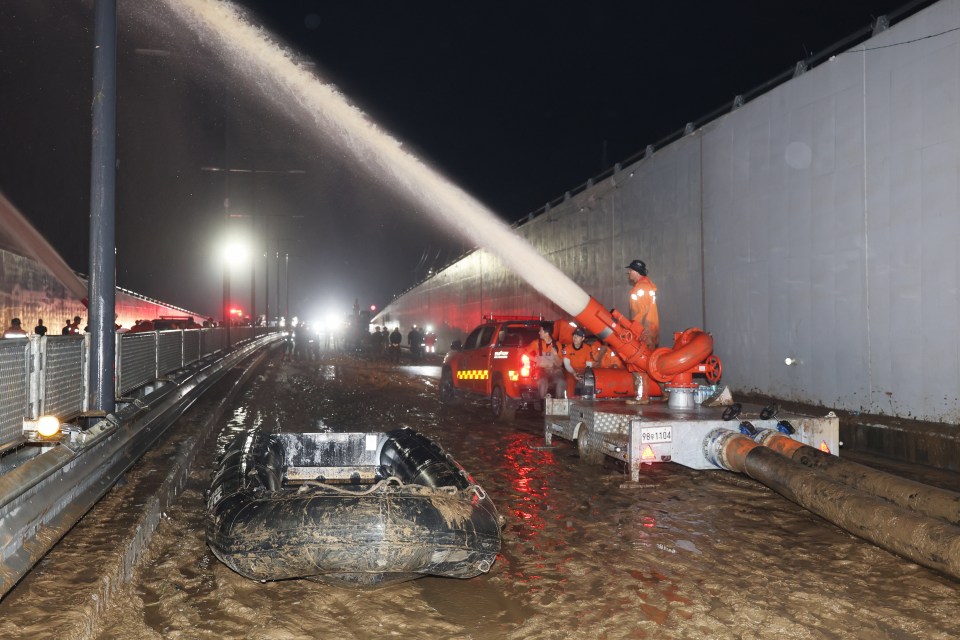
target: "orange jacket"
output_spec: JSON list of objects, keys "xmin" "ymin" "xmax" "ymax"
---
[
  {"xmin": 525, "ymin": 336, "xmax": 562, "ymax": 371},
  {"xmin": 629, "ymin": 276, "xmax": 659, "ymax": 349},
  {"xmin": 561, "ymin": 341, "xmax": 598, "ymax": 375}
]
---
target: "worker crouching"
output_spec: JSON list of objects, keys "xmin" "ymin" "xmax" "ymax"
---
[{"xmin": 561, "ymin": 328, "xmax": 599, "ymax": 398}]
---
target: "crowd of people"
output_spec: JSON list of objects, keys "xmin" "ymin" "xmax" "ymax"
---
[
  {"xmin": 3, "ymin": 316, "xmax": 67, "ymax": 339},
  {"xmin": 358, "ymin": 324, "xmax": 438, "ymax": 363},
  {"xmin": 2, "ymin": 314, "xmax": 219, "ymax": 339}
]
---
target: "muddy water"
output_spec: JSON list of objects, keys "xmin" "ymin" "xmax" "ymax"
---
[{"xmin": 76, "ymin": 350, "xmax": 960, "ymax": 639}]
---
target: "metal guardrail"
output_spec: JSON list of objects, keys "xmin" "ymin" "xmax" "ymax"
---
[
  {"xmin": 0, "ymin": 327, "xmax": 280, "ymax": 450},
  {"xmin": 0, "ymin": 340, "xmax": 30, "ymax": 449},
  {"xmin": 0, "ymin": 331, "xmax": 283, "ymax": 598},
  {"xmin": 36, "ymin": 336, "xmax": 87, "ymax": 422}
]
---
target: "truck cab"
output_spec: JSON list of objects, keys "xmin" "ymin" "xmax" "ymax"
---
[{"xmin": 439, "ymin": 316, "xmax": 545, "ymax": 420}]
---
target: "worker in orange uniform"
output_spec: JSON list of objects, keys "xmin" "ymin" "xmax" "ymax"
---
[
  {"xmin": 626, "ymin": 259, "xmax": 659, "ymax": 350},
  {"xmin": 525, "ymin": 322, "xmax": 565, "ymax": 399},
  {"xmin": 594, "ymin": 344, "xmax": 625, "ymax": 369},
  {"xmin": 561, "ymin": 328, "xmax": 599, "ymax": 398}
]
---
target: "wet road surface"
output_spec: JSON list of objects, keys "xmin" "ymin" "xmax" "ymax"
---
[{"xmin": 5, "ymin": 348, "xmax": 959, "ymax": 639}]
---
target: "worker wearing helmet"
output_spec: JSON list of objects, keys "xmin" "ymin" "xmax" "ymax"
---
[
  {"xmin": 562, "ymin": 328, "xmax": 598, "ymax": 397},
  {"xmin": 626, "ymin": 259, "xmax": 659, "ymax": 350}
]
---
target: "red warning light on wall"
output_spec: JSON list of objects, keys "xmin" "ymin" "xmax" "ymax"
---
[{"xmin": 370, "ymin": 305, "xmax": 377, "ymax": 312}]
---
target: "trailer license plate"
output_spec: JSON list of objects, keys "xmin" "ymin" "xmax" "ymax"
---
[{"xmin": 641, "ymin": 426, "xmax": 672, "ymax": 444}]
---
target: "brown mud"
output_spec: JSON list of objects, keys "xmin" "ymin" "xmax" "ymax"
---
[{"xmin": 6, "ymin": 348, "xmax": 960, "ymax": 639}]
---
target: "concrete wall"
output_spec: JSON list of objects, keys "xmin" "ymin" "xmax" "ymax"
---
[
  {"xmin": 378, "ymin": 1, "xmax": 960, "ymax": 424},
  {"xmin": 0, "ymin": 249, "xmax": 206, "ymax": 333}
]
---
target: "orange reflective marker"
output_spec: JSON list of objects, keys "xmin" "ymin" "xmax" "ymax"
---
[
  {"xmin": 641, "ymin": 445, "xmax": 657, "ymax": 461},
  {"xmin": 819, "ymin": 440, "xmax": 831, "ymax": 454}
]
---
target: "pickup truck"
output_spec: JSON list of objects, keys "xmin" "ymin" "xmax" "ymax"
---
[{"xmin": 439, "ymin": 316, "xmax": 546, "ymax": 420}]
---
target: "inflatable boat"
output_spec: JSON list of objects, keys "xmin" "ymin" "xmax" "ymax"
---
[{"xmin": 206, "ymin": 427, "xmax": 501, "ymax": 587}]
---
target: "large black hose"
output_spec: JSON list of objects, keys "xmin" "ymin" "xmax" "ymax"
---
[
  {"xmin": 756, "ymin": 429, "xmax": 960, "ymax": 527},
  {"xmin": 706, "ymin": 430, "xmax": 960, "ymax": 580}
]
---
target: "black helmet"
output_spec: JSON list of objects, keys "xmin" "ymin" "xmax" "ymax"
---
[
  {"xmin": 626, "ymin": 259, "xmax": 647, "ymax": 276},
  {"xmin": 572, "ymin": 327, "xmax": 586, "ymax": 338}
]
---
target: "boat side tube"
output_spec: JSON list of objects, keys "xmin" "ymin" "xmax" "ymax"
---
[{"xmin": 380, "ymin": 427, "xmax": 472, "ymax": 490}]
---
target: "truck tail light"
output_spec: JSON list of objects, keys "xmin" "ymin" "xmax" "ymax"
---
[{"xmin": 520, "ymin": 354, "xmax": 531, "ymax": 378}]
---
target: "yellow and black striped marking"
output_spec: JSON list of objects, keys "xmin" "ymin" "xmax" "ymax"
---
[{"xmin": 456, "ymin": 369, "xmax": 490, "ymax": 380}]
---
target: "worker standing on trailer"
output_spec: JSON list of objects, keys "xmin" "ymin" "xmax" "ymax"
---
[
  {"xmin": 626, "ymin": 259, "xmax": 659, "ymax": 350},
  {"xmin": 561, "ymin": 328, "xmax": 598, "ymax": 397}
]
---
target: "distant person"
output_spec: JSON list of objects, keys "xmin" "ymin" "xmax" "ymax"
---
[
  {"xmin": 423, "ymin": 331, "xmax": 437, "ymax": 354},
  {"xmin": 371, "ymin": 326, "xmax": 386, "ymax": 358},
  {"xmin": 4, "ymin": 318, "xmax": 28, "ymax": 339},
  {"xmin": 34, "ymin": 318, "xmax": 47, "ymax": 336},
  {"xmin": 293, "ymin": 322, "xmax": 308, "ymax": 360},
  {"xmin": 626, "ymin": 259, "xmax": 659, "ymax": 350},
  {"xmin": 407, "ymin": 325, "xmax": 422, "ymax": 361},
  {"xmin": 61, "ymin": 319, "xmax": 72, "ymax": 335},
  {"xmin": 70, "ymin": 315, "xmax": 82, "ymax": 335},
  {"xmin": 389, "ymin": 327, "xmax": 402, "ymax": 363}
]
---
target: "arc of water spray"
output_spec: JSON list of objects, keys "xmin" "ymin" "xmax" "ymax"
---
[
  {"xmin": 163, "ymin": 0, "xmax": 591, "ymax": 318},
  {"xmin": 0, "ymin": 192, "xmax": 88, "ymax": 301}
]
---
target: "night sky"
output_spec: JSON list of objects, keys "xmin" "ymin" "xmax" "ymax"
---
[{"xmin": 0, "ymin": 0, "xmax": 928, "ymax": 321}]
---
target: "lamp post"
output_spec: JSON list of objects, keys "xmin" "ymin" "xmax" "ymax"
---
[
  {"xmin": 221, "ymin": 237, "xmax": 248, "ymax": 348},
  {"xmin": 199, "ymin": 168, "xmax": 306, "ymax": 327}
]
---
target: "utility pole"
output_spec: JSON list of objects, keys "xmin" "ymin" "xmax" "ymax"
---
[{"xmin": 88, "ymin": 0, "xmax": 117, "ymax": 416}]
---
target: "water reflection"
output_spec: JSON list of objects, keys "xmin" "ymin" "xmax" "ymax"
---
[
  {"xmin": 319, "ymin": 365, "xmax": 336, "ymax": 380},
  {"xmin": 398, "ymin": 364, "xmax": 441, "ymax": 379}
]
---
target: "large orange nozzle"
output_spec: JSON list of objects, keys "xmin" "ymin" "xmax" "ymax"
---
[
  {"xmin": 572, "ymin": 297, "xmax": 650, "ymax": 372},
  {"xmin": 572, "ymin": 296, "xmax": 721, "ymax": 386}
]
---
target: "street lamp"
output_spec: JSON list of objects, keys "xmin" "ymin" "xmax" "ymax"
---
[{"xmin": 220, "ymin": 236, "xmax": 248, "ymax": 348}]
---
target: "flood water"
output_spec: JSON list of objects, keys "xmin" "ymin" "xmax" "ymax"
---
[{"xmin": 3, "ymin": 347, "xmax": 958, "ymax": 639}]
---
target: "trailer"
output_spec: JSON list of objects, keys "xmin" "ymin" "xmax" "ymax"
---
[{"xmin": 544, "ymin": 394, "xmax": 840, "ymax": 479}]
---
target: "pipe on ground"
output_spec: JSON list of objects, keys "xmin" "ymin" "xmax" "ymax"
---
[
  {"xmin": 705, "ymin": 429, "xmax": 960, "ymax": 581},
  {"xmin": 755, "ymin": 429, "xmax": 960, "ymax": 527}
]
